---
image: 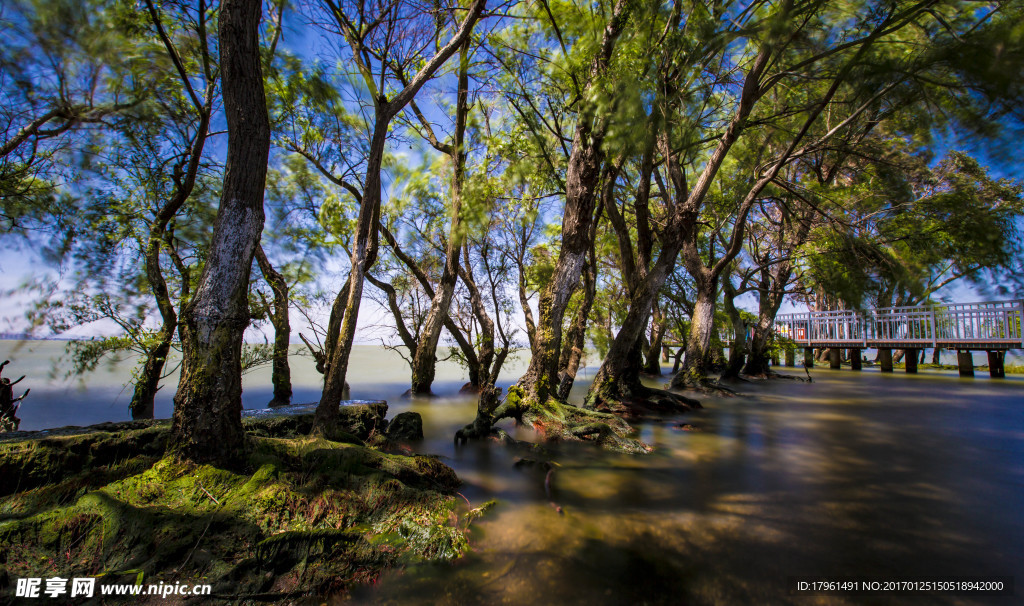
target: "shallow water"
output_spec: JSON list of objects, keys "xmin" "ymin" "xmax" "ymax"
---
[{"xmin": 2, "ymin": 341, "xmax": 1022, "ymax": 604}]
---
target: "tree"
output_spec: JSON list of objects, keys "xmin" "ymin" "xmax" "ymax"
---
[
  {"xmin": 311, "ymin": 0, "xmax": 486, "ymax": 435},
  {"xmin": 169, "ymin": 0, "xmax": 270, "ymax": 463}
]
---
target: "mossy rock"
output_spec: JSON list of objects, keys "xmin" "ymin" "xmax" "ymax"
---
[{"xmin": 385, "ymin": 412, "xmax": 424, "ymax": 442}]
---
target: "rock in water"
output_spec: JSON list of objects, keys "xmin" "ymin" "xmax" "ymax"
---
[{"xmin": 386, "ymin": 412, "xmax": 424, "ymax": 441}]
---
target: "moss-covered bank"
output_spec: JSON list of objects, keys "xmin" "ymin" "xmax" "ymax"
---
[{"xmin": 0, "ymin": 409, "xmax": 473, "ymax": 603}]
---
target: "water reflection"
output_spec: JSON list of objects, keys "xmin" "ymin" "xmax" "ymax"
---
[{"xmin": 362, "ymin": 369, "xmax": 1023, "ymax": 606}]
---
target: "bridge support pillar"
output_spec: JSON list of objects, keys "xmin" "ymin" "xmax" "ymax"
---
[
  {"xmin": 785, "ymin": 349, "xmax": 795, "ymax": 367},
  {"xmin": 987, "ymin": 351, "xmax": 1005, "ymax": 378},
  {"xmin": 957, "ymin": 351, "xmax": 975, "ymax": 377},
  {"xmin": 829, "ymin": 348, "xmax": 841, "ymax": 369},
  {"xmin": 849, "ymin": 349, "xmax": 862, "ymax": 370},
  {"xmin": 879, "ymin": 348, "xmax": 893, "ymax": 372},
  {"xmin": 803, "ymin": 347, "xmax": 814, "ymax": 368},
  {"xmin": 905, "ymin": 349, "xmax": 919, "ymax": 374}
]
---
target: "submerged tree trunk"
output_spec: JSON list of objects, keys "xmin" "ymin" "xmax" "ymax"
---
[
  {"xmin": 409, "ymin": 42, "xmax": 470, "ymax": 396},
  {"xmin": 515, "ymin": 0, "xmax": 629, "ymax": 409},
  {"xmin": 744, "ymin": 278, "xmax": 786, "ymax": 377},
  {"xmin": 720, "ymin": 281, "xmax": 746, "ymax": 381},
  {"xmin": 255, "ymin": 244, "xmax": 292, "ymax": 406},
  {"xmin": 585, "ymin": 251, "xmax": 699, "ymax": 412},
  {"xmin": 169, "ymin": 0, "xmax": 269, "ymax": 464},
  {"xmin": 642, "ymin": 307, "xmax": 667, "ymax": 375},
  {"xmin": 313, "ymin": 1, "xmax": 484, "ymax": 434}
]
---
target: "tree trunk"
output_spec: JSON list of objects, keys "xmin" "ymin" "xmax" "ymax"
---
[
  {"xmin": 132, "ymin": 235, "xmax": 178, "ymax": 420},
  {"xmin": 517, "ymin": 130, "xmax": 602, "ymax": 404},
  {"xmin": 313, "ymin": 4, "xmax": 483, "ymax": 432},
  {"xmin": 255, "ymin": 244, "xmax": 292, "ymax": 406},
  {"xmin": 459, "ymin": 246, "xmax": 497, "ymax": 391},
  {"xmin": 672, "ymin": 346, "xmax": 684, "ymax": 373},
  {"xmin": 556, "ymin": 256, "xmax": 596, "ymax": 401},
  {"xmin": 743, "ymin": 279, "xmax": 786, "ymax": 377},
  {"xmin": 130, "ymin": 335, "xmax": 172, "ymax": 419},
  {"xmin": 585, "ymin": 252, "xmax": 698, "ymax": 411},
  {"xmin": 409, "ymin": 43, "xmax": 470, "ymax": 396},
  {"xmin": 720, "ymin": 282, "xmax": 746, "ymax": 380},
  {"xmin": 642, "ymin": 308, "xmax": 666, "ymax": 375},
  {"xmin": 515, "ymin": 0, "xmax": 629, "ymax": 408},
  {"xmin": 169, "ymin": 0, "xmax": 269, "ymax": 464},
  {"xmin": 315, "ymin": 119, "xmax": 386, "ymax": 434},
  {"xmin": 671, "ymin": 276, "xmax": 718, "ymax": 389}
]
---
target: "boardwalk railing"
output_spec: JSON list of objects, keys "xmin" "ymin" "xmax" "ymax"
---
[{"xmin": 773, "ymin": 300, "xmax": 1024, "ymax": 350}]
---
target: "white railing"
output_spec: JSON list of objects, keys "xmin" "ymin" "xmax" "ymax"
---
[{"xmin": 773, "ymin": 300, "xmax": 1024, "ymax": 348}]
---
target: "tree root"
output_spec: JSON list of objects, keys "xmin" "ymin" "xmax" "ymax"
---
[
  {"xmin": 589, "ymin": 385, "xmax": 701, "ymax": 418},
  {"xmin": 668, "ymin": 377, "xmax": 740, "ymax": 397},
  {"xmin": 503, "ymin": 387, "xmax": 651, "ymax": 454},
  {"xmin": 455, "ymin": 386, "xmax": 651, "ymax": 454}
]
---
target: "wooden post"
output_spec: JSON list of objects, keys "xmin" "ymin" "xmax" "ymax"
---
[
  {"xmin": 957, "ymin": 350, "xmax": 975, "ymax": 377},
  {"xmin": 905, "ymin": 349, "xmax": 919, "ymax": 374},
  {"xmin": 849, "ymin": 349, "xmax": 862, "ymax": 370},
  {"xmin": 987, "ymin": 351, "xmax": 1005, "ymax": 378},
  {"xmin": 829, "ymin": 348, "xmax": 841, "ymax": 369},
  {"xmin": 804, "ymin": 347, "xmax": 814, "ymax": 368},
  {"xmin": 879, "ymin": 348, "xmax": 893, "ymax": 373},
  {"xmin": 785, "ymin": 349, "xmax": 795, "ymax": 367}
]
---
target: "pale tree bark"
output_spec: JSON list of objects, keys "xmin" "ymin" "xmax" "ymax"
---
[{"xmin": 169, "ymin": 0, "xmax": 270, "ymax": 463}]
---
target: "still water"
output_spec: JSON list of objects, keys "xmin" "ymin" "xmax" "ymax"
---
[{"xmin": 2, "ymin": 341, "xmax": 1023, "ymax": 605}]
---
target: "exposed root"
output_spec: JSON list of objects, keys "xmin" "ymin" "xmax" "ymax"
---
[
  {"xmin": 499, "ymin": 387, "xmax": 651, "ymax": 455},
  {"xmin": 668, "ymin": 376, "xmax": 740, "ymax": 397},
  {"xmin": 591, "ymin": 386, "xmax": 702, "ymax": 419}
]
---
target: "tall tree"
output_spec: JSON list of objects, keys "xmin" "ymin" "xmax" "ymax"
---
[
  {"xmin": 311, "ymin": 0, "xmax": 486, "ymax": 435},
  {"xmin": 169, "ymin": 0, "xmax": 270, "ymax": 463}
]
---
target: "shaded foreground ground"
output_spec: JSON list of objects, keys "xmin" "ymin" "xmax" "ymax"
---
[{"xmin": 0, "ymin": 406, "xmax": 476, "ymax": 603}]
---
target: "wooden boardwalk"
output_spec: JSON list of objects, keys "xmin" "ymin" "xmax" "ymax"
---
[
  {"xmin": 772, "ymin": 300, "xmax": 1023, "ymax": 377},
  {"xmin": 774, "ymin": 300, "xmax": 1024, "ymax": 350}
]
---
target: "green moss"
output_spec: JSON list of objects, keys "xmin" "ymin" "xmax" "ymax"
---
[{"xmin": 0, "ymin": 414, "xmax": 477, "ymax": 601}]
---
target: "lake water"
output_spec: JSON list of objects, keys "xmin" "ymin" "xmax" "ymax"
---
[{"xmin": 2, "ymin": 340, "xmax": 1022, "ymax": 604}]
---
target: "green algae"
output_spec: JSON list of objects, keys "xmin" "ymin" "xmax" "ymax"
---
[{"xmin": 0, "ymin": 414, "xmax": 472, "ymax": 602}]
